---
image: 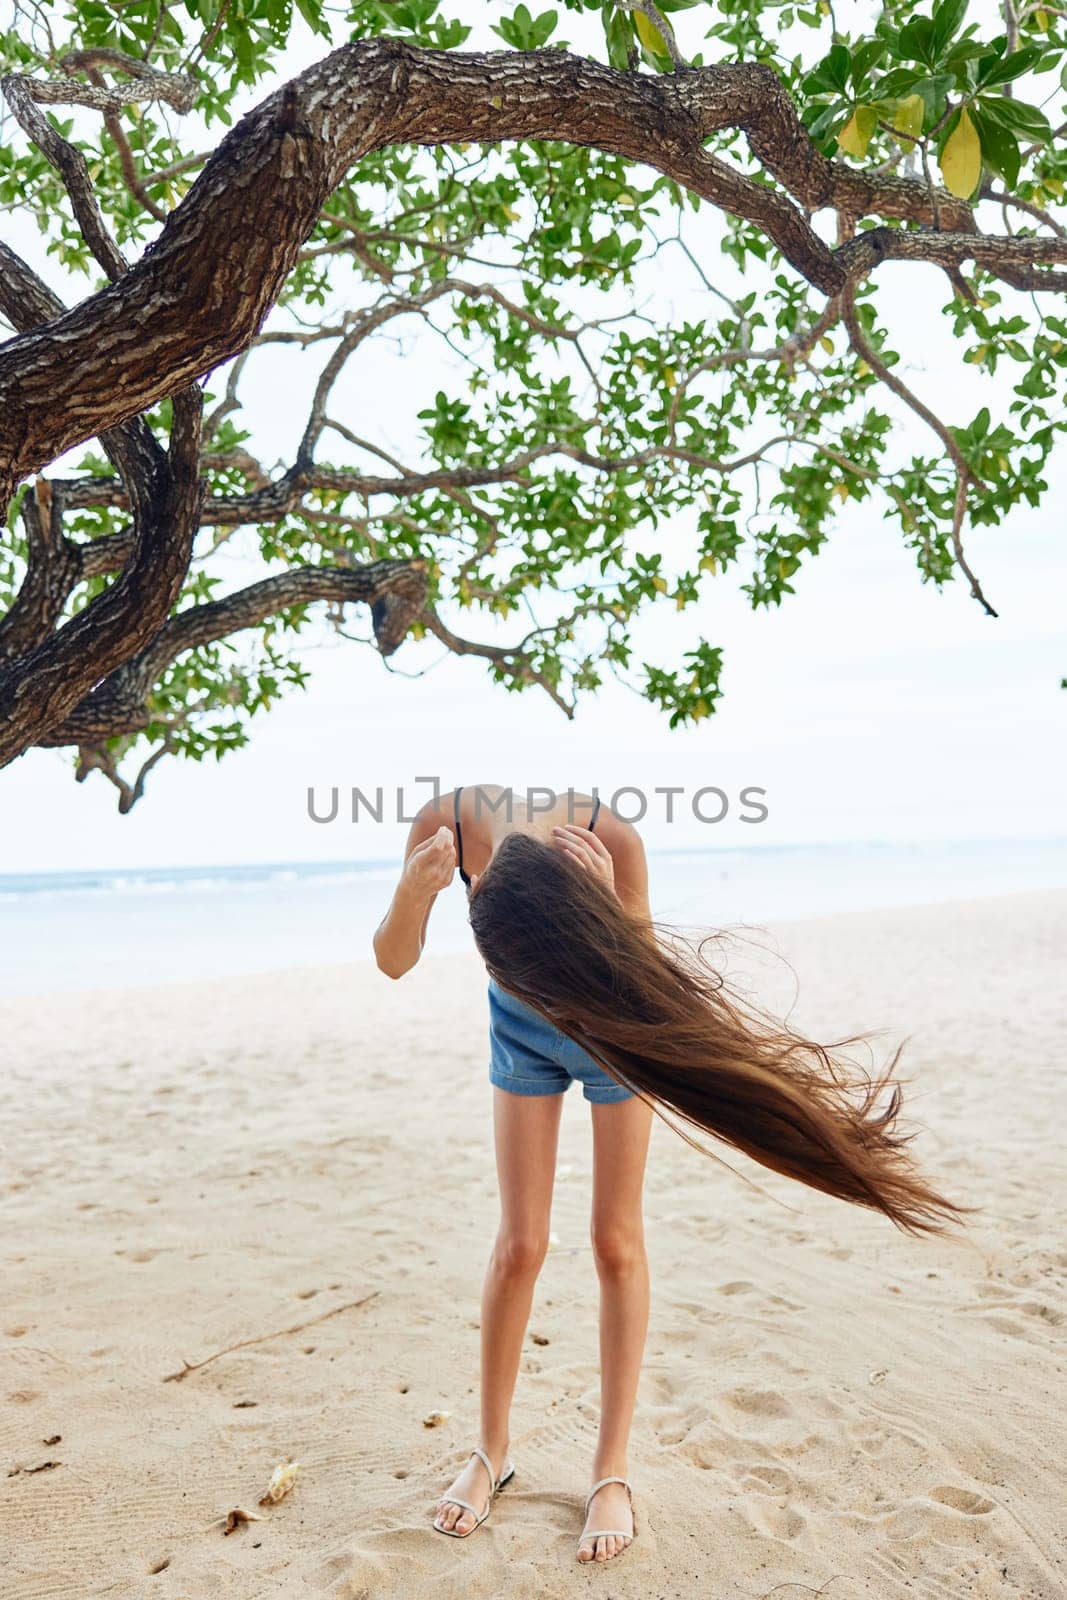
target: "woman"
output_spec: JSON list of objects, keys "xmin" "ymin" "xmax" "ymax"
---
[{"xmin": 373, "ymin": 784, "xmax": 963, "ymax": 1565}]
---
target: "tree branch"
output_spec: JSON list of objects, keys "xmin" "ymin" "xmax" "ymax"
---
[
  {"xmin": 420, "ymin": 605, "xmax": 575, "ymax": 716},
  {"xmin": 7, "ymin": 38, "xmax": 1062, "ymax": 507},
  {"xmin": 0, "ymin": 384, "xmax": 206, "ymax": 764},
  {"xmin": 841, "ymin": 289, "xmax": 998, "ymax": 619},
  {"xmin": 36, "ymin": 558, "xmax": 427, "ymax": 747}
]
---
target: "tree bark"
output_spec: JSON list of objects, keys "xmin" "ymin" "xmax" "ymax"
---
[{"xmin": 0, "ymin": 385, "xmax": 205, "ymax": 765}]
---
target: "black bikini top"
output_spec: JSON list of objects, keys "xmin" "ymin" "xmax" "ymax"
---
[{"xmin": 454, "ymin": 787, "xmax": 602, "ymax": 889}]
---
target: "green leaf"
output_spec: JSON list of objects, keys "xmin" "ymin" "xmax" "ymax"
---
[
  {"xmin": 970, "ymin": 107, "xmax": 1020, "ymax": 187},
  {"xmin": 292, "ymin": 0, "xmax": 327, "ymax": 37},
  {"xmin": 978, "ymin": 43, "xmax": 1043, "ymax": 88},
  {"xmin": 806, "ymin": 104, "xmax": 841, "ymax": 141},
  {"xmin": 979, "ymin": 94, "xmax": 1051, "ymax": 140},
  {"xmin": 913, "ymin": 73, "xmax": 956, "ymax": 125},
  {"xmin": 825, "ymin": 42, "xmax": 852, "ymax": 92},
  {"xmin": 850, "ymin": 39, "xmax": 887, "ymax": 90},
  {"xmin": 931, "ymin": 0, "xmax": 968, "ymax": 56},
  {"xmin": 603, "ymin": 9, "xmax": 634, "ymax": 70},
  {"xmin": 896, "ymin": 16, "xmax": 937, "ymax": 67},
  {"xmin": 804, "ymin": 42, "xmax": 852, "ymax": 95}
]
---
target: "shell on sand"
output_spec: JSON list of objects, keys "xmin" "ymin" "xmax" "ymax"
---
[{"xmin": 259, "ymin": 1460, "xmax": 301, "ymax": 1505}]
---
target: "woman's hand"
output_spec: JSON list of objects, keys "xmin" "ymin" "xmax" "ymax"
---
[
  {"xmin": 551, "ymin": 823, "xmax": 616, "ymax": 896},
  {"xmin": 401, "ymin": 824, "xmax": 457, "ymax": 900},
  {"xmin": 375, "ymin": 821, "xmax": 457, "ymax": 979}
]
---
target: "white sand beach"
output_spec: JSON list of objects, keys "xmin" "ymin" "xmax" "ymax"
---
[{"xmin": 2, "ymin": 888, "xmax": 1065, "ymax": 1599}]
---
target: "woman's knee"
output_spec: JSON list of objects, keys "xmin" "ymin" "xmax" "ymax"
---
[
  {"xmin": 492, "ymin": 1228, "xmax": 549, "ymax": 1279},
  {"xmin": 590, "ymin": 1222, "xmax": 645, "ymax": 1276}
]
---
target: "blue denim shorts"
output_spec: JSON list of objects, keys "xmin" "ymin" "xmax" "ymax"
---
[{"xmin": 487, "ymin": 977, "xmax": 634, "ymax": 1104}]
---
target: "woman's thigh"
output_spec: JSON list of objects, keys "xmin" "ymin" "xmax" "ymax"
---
[
  {"xmin": 590, "ymin": 1095, "xmax": 654, "ymax": 1236},
  {"xmin": 492, "ymin": 1084, "xmax": 564, "ymax": 1240}
]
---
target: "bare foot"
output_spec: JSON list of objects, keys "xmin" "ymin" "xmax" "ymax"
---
[
  {"xmin": 577, "ymin": 1479, "xmax": 634, "ymax": 1563},
  {"xmin": 433, "ymin": 1446, "xmax": 508, "ymax": 1536}
]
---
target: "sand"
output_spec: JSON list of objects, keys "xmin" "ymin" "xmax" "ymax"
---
[{"xmin": 1, "ymin": 888, "xmax": 1065, "ymax": 1600}]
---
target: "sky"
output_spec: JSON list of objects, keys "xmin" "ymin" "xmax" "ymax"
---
[{"xmin": 1, "ymin": 4, "xmax": 1064, "ymax": 873}]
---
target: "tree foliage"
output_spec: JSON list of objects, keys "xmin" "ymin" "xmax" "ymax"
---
[{"xmin": 0, "ymin": 0, "xmax": 1063, "ymax": 804}]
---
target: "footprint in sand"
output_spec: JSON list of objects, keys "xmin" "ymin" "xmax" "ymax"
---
[
  {"xmin": 744, "ymin": 1499, "xmax": 807, "ymax": 1540},
  {"xmin": 850, "ymin": 1419, "xmax": 892, "ymax": 1456},
  {"xmin": 722, "ymin": 1387, "xmax": 792, "ymax": 1419},
  {"xmin": 742, "ymin": 1464, "xmax": 793, "ymax": 1494},
  {"xmin": 977, "ymin": 1311, "xmax": 1047, "ymax": 1343},
  {"xmin": 929, "ymin": 1486, "xmax": 996, "ymax": 1515},
  {"xmin": 1018, "ymin": 1300, "xmax": 1062, "ymax": 1325},
  {"xmin": 975, "ymin": 1282, "xmax": 1015, "ymax": 1301}
]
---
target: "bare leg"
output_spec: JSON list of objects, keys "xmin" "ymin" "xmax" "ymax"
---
[
  {"xmin": 578, "ymin": 1094, "xmax": 653, "ymax": 1562},
  {"xmin": 434, "ymin": 1086, "xmax": 563, "ymax": 1534}
]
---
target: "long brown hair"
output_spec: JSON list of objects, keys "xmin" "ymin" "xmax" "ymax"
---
[{"xmin": 468, "ymin": 833, "xmax": 967, "ymax": 1236}]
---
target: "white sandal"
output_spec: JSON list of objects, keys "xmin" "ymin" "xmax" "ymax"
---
[
  {"xmin": 432, "ymin": 1445, "xmax": 516, "ymax": 1538},
  {"xmin": 577, "ymin": 1474, "xmax": 637, "ymax": 1560}
]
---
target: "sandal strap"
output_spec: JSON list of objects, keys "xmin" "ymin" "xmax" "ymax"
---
[
  {"xmin": 469, "ymin": 1445, "xmax": 495, "ymax": 1493},
  {"xmin": 585, "ymin": 1475, "xmax": 632, "ymax": 1512},
  {"xmin": 437, "ymin": 1448, "xmax": 495, "ymax": 1522},
  {"xmin": 580, "ymin": 1530, "xmax": 633, "ymax": 1543},
  {"xmin": 438, "ymin": 1494, "xmax": 483, "ymax": 1518}
]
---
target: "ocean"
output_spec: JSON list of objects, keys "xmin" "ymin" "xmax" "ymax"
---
[{"xmin": 1, "ymin": 834, "xmax": 1064, "ymax": 997}]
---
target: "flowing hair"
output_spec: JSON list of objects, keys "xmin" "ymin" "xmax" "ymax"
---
[{"xmin": 468, "ymin": 833, "xmax": 968, "ymax": 1236}]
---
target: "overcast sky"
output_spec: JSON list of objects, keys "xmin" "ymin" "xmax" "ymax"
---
[{"xmin": 2, "ymin": 5, "xmax": 1064, "ymax": 872}]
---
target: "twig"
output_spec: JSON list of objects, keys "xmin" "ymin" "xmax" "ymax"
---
[
  {"xmin": 162, "ymin": 1292, "xmax": 380, "ymax": 1382},
  {"xmin": 743, "ymin": 1579, "xmax": 853, "ymax": 1599},
  {"xmin": 979, "ymin": 184, "xmax": 1066, "ymax": 240},
  {"xmin": 615, "ymin": 0, "xmax": 689, "ymax": 70},
  {"xmin": 948, "ymin": 469, "xmax": 998, "ymax": 617},
  {"xmin": 842, "ymin": 289, "xmax": 997, "ymax": 618}
]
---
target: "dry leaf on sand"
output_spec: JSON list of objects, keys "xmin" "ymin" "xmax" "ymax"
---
[{"xmin": 222, "ymin": 1508, "xmax": 263, "ymax": 1535}]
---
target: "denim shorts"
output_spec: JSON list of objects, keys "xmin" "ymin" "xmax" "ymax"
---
[{"xmin": 487, "ymin": 977, "xmax": 634, "ymax": 1104}]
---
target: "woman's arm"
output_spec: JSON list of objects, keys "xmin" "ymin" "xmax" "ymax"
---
[{"xmin": 373, "ymin": 804, "xmax": 457, "ymax": 979}]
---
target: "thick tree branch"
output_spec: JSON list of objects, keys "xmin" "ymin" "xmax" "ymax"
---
[
  {"xmin": 36, "ymin": 558, "xmax": 427, "ymax": 747},
  {"xmin": 836, "ymin": 226, "xmax": 1067, "ymax": 291},
  {"xmin": 0, "ymin": 480, "xmax": 81, "ymax": 660},
  {"xmin": 3, "ymin": 72, "xmax": 129, "ymax": 282},
  {"xmin": 6, "ymin": 38, "xmax": 1064, "ymax": 512},
  {"xmin": 0, "ymin": 384, "xmax": 206, "ymax": 765}
]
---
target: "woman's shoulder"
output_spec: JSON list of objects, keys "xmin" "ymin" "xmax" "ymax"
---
[{"xmin": 592, "ymin": 799, "xmax": 644, "ymax": 848}]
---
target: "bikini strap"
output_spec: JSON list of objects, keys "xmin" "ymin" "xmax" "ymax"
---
[
  {"xmin": 453, "ymin": 787, "xmax": 471, "ymax": 887},
  {"xmin": 590, "ymin": 792, "xmax": 601, "ymax": 833}
]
